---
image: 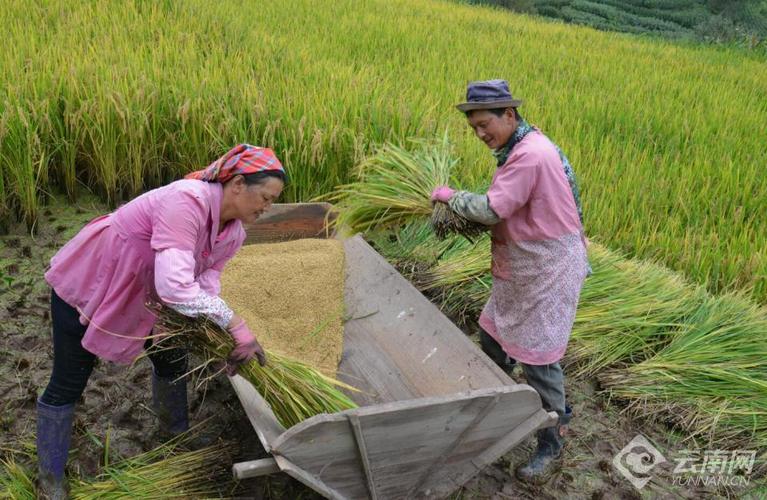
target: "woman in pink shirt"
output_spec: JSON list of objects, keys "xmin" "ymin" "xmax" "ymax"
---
[
  {"xmin": 36, "ymin": 144, "xmax": 285, "ymax": 498},
  {"xmin": 432, "ymin": 80, "xmax": 589, "ymax": 483}
]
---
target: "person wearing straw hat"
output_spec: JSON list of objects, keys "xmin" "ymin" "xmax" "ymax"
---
[
  {"xmin": 431, "ymin": 80, "xmax": 589, "ymax": 483},
  {"xmin": 36, "ymin": 144, "xmax": 285, "ymax": 499}
]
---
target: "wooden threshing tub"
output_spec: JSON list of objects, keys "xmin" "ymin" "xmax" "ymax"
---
[{"xmin": 230, "ymin": 203, "xmax": 558, "ymax": 499}]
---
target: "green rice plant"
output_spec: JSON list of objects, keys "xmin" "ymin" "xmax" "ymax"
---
[
  {"xmin": 417, "ymin": 236, "xmax": 490, "ymax": 291},
  {"xmin": 367, "ymin": 220, "xmax": 468, "ymax": 280},
  {"xmin": 154, "ymin": 307, "xmax": 357, "ymax": 428},
  {"xmin": 48, "ymin": 89, "xmax": 84, "ymax": 203},
  {"xmin": 0, "ymin": 0, "xmax": 766, "ymax": 303},
  {"xmin": 598, "ymin": 291, "xmax": 767, "ymax": 448},
  {"xmin": 0, "ymin": 105, "xmax": 50, "ymax": 229}
]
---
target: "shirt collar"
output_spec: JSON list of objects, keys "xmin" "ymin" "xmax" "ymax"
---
[{"xmin": 492, "ymin": 119, "xmax": 534, "ymax": 166}]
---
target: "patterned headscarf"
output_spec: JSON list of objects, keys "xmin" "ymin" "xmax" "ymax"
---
[{"xmin": 186, "ymin": 144, "xmax": 285, "ymax": 183}]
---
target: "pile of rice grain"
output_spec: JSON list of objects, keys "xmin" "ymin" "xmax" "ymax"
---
[{"xmin": 220, "ymin": 238, "xmax": 345, "ymax": 377}]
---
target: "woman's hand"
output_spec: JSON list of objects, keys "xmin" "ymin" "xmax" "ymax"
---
[
  {"xmin": 430, "ymin": 186, "xmax": 455, "ymax": 204},
  {"xmin": 226, "ymin": 315, "xmax": 267, "ymax": 374}
]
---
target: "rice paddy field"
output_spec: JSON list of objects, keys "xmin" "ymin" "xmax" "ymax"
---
[
  {"xmin": 1, "ymin": 0, "xmax": 766, "ymax": 303},
  {"xmin": 1, "ymin": 0, "xmax": 766, "ymax": 497}
]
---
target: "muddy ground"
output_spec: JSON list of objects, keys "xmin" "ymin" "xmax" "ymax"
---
[{"xmin": 0, "ymin": 196, "xmax": 763, "ymax": 499}]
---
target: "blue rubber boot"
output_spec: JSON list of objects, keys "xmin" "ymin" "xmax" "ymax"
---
[
  {"xmin": 36, "ymin": 399, "xmax": 75, "ymax": 500},
  {"xmin": 515, "ymin": 425, "xmax": 563, "ymax": 484},
  {"xmin": 151, "ymin": 368, "xmax": 189, "ymax": 440}
]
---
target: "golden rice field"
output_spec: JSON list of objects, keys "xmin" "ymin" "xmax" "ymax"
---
[{"xmin": 1, "ymin": 0, "xmax": 765, "ymax": 302}]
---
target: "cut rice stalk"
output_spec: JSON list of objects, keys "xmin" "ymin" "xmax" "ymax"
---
[
  {"xmin": 331, "ymin": 135, "xmax": 481, "ymax": 241},
  {"xmin": 153, "ymin": 307, "xmax": 357, "ymax": 428},
  {"xmin": 430, "ymin": 201, "xmax": 486, "ymax": 242},
  {"xmin": 0, "ymin": 429, "xmax": 232, "ymax": 500}
]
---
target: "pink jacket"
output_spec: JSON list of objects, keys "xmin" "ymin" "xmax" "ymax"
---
[
  {"xmin": 45, "ymin": 180, "xmax": 246, "ymax": 364},
  {"xmin": 486, "ymin": 130, "xmax": 583, "ymax": 280},
  {"xmin": 479, "ymin": 130, "xmax": 588, "ymax": 365}
]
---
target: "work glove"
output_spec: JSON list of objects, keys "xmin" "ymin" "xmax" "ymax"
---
[
  {"xmin": 430, "ymin": 186, "xmax": 456, "ymax": 204},
  {"xmin": 226, "ymin": 319, "xmax": 267, "ymax": 375}
]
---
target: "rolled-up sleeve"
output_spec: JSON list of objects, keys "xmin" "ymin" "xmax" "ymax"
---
[{"xmin": 487, "ymin": 153, "xmax": 538, "ymax": 220}]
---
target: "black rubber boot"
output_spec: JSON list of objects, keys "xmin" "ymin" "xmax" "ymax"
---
[
  {"xmin": 151, "ymin": 368, "xmax": 189, "ymax": 441},
  {"xmin": 36, "ymin": 399, "xmax": 74, "ymax": 500},
  {"xmin": 515, "ymin": 426, "xmax": 563, "ymax": 484}
]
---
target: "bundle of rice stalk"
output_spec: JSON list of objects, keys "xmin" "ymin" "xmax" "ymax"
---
[
  {"xmin": 417, "ymin": 236, "xmax": 490, "ymax": 292},
  {"xmin": 430, "ymin": 201, "xmax": 486, "ymax": 242},
  {"xmin": 329, "ymin": 136, "xmax": 485, "ymax": 240},
  {"xmin": 0, "ymin": 432, "xmax": 229, "ymax": 500},
  {"xmin": 70, "ymin": 439, "xmax": 232, "ymax": 499},
  {"xmin": 433, "ymin": 275, "xmax": 492, "ymax": 327},
  {"xmin": 566, "ymin": 245, "xmax": 707, "ymax": 378},
  {"xmin": 154, "ymin": 307, "xmax": 357, "ymax": 428},
  {"xmin": 367, "ymin": 220, "xmax": 467, "ymax": 282},
  {"xmin": 0, "ymin": 457, "xmax": 35, "ymax": 500},
  {"xmin": 598, "ymin": 292, "xmax": 767, "ymax": 448}
]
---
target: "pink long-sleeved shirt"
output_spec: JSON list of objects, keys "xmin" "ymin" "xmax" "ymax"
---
[{"xmin": 45, "ymin": 179, "xmax": 246, "ymax": 364}]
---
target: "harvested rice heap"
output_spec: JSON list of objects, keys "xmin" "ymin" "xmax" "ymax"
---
[{"xmin": 220, "ymin": 238, "xmax": 346, "ymax": 378}]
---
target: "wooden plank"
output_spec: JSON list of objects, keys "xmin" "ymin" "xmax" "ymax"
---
[
  {"xmin": 338, "ymin": 235, "xmax": 512, "ymax": 407},
  {"xmin": 336, "ymin": 324, "xmax": 423, "ymax": 406},
  {"xmin": 351, "ymin": 389, "xmax": 539, "ymax": 499},
  {"xmin": 407, "ymin": 394, "xmax": 499, "ymax": 497},
  {"xmin": 228, "ymin": 375, "xmax": 285, "ymax": 452},
  {"xmin": 416, "ymin": 405, "xmax": 554, "ymax": 497},
  {"xmin": 272, "ymin": 413, "xmax": 370, "ymax": 499},
  {"xmin": 274, "ymin": 455, "xmax": 348, "ymax": 500},
  {"xmin": 241, "ymin": 203, "xmax": 337, "ymax": 244},
  {"xmin": 272, "ymin": 385, "xmax": 543, "ymax": 500},
  {"xmin": 232, "ymin": 458, "xmax": 280, "ymax": 479},
  {"xmin": 348, "ymin": 414, "xmax": 378, "ymax": 500}
]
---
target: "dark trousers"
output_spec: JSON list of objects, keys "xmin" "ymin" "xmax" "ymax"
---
[
  {"xmin": 479, "ymin": 330, "xmax": 570, "ymax": 426},
  {"xmin": 40, "ymin": 290, "xmax": 188, "ymax": 407}
]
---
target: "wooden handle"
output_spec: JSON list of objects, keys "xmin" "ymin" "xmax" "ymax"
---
[{"xmin": 232, "ymin": 457, "xmax": 281, "ymax": 479}]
